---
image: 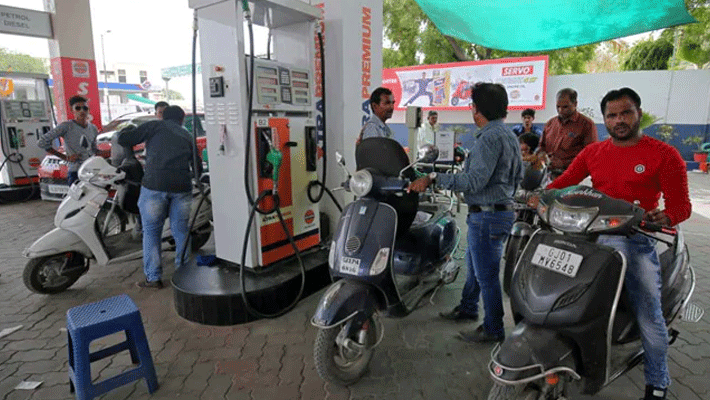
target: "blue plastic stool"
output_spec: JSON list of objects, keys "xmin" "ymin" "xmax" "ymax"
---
[{"xmin": 66, "ymin": 294, "xmax": 158, "ymax": 400}]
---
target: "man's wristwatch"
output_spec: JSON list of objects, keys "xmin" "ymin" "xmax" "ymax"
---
[{"xmin": 428, "ymin": 172, "xmax": 437, "ymax": 184}]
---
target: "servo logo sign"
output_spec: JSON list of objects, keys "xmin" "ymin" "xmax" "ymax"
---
[{"xmin": 502, "ymin": 65, "xmax": 534, "ymax": 76}]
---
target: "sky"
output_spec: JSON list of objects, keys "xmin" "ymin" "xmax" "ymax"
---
[{"xmin": 0, "ymin": 0, "xmax": 270, "ymax": 103}]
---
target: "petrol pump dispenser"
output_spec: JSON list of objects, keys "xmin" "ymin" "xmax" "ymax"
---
[
  {"xmin": 175, "ymin": 0, "xmax": 328, "ymax": 324},
  {"xmin": 0, "ymin": 72, "xmax": 54, "ymax": 199}
]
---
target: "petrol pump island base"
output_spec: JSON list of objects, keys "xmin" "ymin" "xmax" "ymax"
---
[{"xmin": 172, "ymin": 0, "xmax": 333, "ymax": 326}]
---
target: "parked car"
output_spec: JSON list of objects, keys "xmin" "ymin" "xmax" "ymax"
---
[{"xmin": 38, "ymin": 112, "xmax": 207, "ymax": 201}]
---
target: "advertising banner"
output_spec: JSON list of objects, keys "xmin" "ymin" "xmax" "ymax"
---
[
  {"xmin": 382, "ymin": 55, "xmax": 548, "ymax": 111},
  {"xmin": 50, "ymin": 57, "xmax": 102, "ymax": 130}
]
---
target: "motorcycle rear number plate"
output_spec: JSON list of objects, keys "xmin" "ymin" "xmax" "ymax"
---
[
  {"xmin": 49, "ymin": 184, "xmax": 69, "ymax": 195},
  {"xmin": 531, "ymin": 244, "xmax": 583, "ymax": 278},
  {"xmin": 339, "ymin": 257, "xmax": 361, "ymax": 275}
]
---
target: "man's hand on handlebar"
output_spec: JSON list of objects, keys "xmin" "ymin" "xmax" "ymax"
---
[
  {"xmin": 408, "ymin": 176, "xmax": 432, "ymax": 193},
  {"xmin": 643, "ymin": 208, "xmax": 671, "ymax": 227}
]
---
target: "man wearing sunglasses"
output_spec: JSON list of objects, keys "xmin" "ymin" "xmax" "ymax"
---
[{"xmin": 38, "ymin": 95, "xmax": 98, "ymax": 185}]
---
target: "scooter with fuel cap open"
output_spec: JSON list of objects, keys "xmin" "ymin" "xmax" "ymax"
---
[{"xmin": 311, "ymin": 138, "xmax": 462, "ymax": 386}]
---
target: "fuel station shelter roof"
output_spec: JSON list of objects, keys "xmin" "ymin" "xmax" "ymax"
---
[{"xmin": 414, "ymin": 0, "xmax": 696, "ymax": 51}]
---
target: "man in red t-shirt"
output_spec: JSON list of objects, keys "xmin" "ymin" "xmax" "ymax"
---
[{"xmin": 548, "ymin": 87, "xmax": 691, "ymax": 400}]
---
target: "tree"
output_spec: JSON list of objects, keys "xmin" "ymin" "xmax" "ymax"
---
[
  {"xmin": 383, "ymin": 0, "xmax": 597, "ymax": 75},
  {"xmin": 164, "ymin": 89, "xmax": 184, "ymax": 101},
  {"xmin": 0, "ymin": 48, "xmax": 48, "ymax": 74},
  {"xmin": 621, "ymin": 38, "xmax": 674, "ymax": 71}
]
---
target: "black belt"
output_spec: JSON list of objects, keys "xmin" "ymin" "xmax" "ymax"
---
[{"xmin": 468, "ymin": 204, "xmax": 514, "ymax": 213}]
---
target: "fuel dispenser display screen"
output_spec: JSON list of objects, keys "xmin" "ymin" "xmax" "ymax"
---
[{"xmin": 253, "ymin": 59, "xmax": 311, "ymax": 111}]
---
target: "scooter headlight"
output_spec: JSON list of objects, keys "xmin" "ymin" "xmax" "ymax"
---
[
  {"xmin": 350, "ymin": 170, "xmax": 373, "ymax": 198},
  {"xmin": 548, "ymin": 203, "xmax": 598, "ymax": 233},
  {"xmin": 370, "ymin": 247, "xmax": 390, "ymax": 275}
]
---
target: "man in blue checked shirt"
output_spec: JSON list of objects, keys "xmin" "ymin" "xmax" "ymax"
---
[
  {"xmin": 409, "ymin": 82, "xmax": 523, "ymax": 343},
  {"xmin": 357, "ymin": 87, "xmax": 395, "ymax": 143}
]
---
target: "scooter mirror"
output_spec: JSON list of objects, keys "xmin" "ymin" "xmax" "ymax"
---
[{"xmin": 418, "ymin": 144, "xmax": 439, "ymax": 163}]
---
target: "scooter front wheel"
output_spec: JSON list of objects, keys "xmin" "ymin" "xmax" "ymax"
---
[
  {"xmin": 23, "ymin": 252, "xmax": 88, "ymax": 294},
  {"xmin": 314, "ymin": 317, "xmax": 378, "ymax": 386}
]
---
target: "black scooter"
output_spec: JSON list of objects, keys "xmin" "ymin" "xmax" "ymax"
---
[
  {"xmin": 502, "ymin": 164, "xmax": 547, "ymax": 296},
  {"xmin": 311, "ymin": 138, "xmax": 461, "ymax": 386},
  {"xmin": 488, "ymin": 186, "xmax": 704, "ymax": 400}
]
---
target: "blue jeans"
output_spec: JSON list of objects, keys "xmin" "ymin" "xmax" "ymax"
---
[
  {"xmin": 138, "ymin": 187, "xmax": 192, "ymax": 282},
  {"xmin": 67, "ymin": 171, "xmax": 79, "ymax": 186},
  {"xmin": 459, "ymin": 210, "xmax": 514, "ymax": 337},
  {"xmin": 597, "ymin": 234, "xmax": 670, "ymax": 388}
]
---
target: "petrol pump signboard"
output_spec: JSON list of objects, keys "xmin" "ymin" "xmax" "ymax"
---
[
  {"xmin": 382, "ymin": 55, "xmax": 548, "ymax": 111},
  {"xmin": 49, "ymin": 57, "xmax": 102, "ymax": 130}
]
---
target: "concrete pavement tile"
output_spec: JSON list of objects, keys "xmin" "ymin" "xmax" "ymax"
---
[
  {"xmin": 198, "ymin": 348, "xmax": 241, "ymax": 364},
  {"xmin": 94, "ymin": 380, "xmax": 139, "ymax": 400},
  {"xmin": 241, "ymin": 333, "xmax": 267, "ymax": 359},
  {"xmin": 299, "ymin": 378, "xmax": 326, "ymax": 399},
  {"xmin": 215, "ymin": 358, "xmax": 259, "ymax": 377},
  {"xmin": 2, "ymin": 340, "xmax": 53, "ymax": 352},
  {"xmin": 24, "ymin": 371, "xmax": 66, "ymax": 387},
  {"xmin": 2, "ymin": 391, "xmax": 32, "ymax": 400},
  {"xmin": 154, "ymin": 339, "xmax": 187, "ymax": 364},
  {"xmin": 224, "ymin": 382, "xmax": 252, "ymax": 400},
  {"xmin": 199, "ymin": 373, "xmax": 233, "ymax": 399},
  {"xmin": 323, "ymin": 381, "xmax": 351, "ymax": 400},
  {"xmin": 223, "ymin": 327, "xmax": 250, "ymax": 350},
  {"xmin": 667, "ymin": 381, "xmax": 705, "ymax": 400},
  {"xmin": 14, "ymin": 360, "xmax": 63, "ymax": 376},
  {"xmin": 250, "ymin": 383, "xmax": 300, "ymax": 400},
  {"xmin": 260, "ymin": 343, "xmax": 285, "ymax": 373},
  {"xmin": 278, "ymin": 355, "xmax": 304, "ymax": 386},
  {"xmin": 183, "ymin": 362, "xmax": 214, "ymax": 395}
]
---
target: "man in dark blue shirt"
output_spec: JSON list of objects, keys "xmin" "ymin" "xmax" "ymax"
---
[
  {"xmin": 119, "ymin": 105, "xmax": 197, "ymax": 289},
  {"xmin": 512, "ymin": 108, "xmax": 542, "ymax": 137},
  {"xmin": 409, "ymin": 83, "xmax": 522, "ymax": 343}
]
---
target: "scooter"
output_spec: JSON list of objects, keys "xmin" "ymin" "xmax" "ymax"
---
[
  {"xmin": 450, "ymin": 80, "xmax": 472, "ymax": 106},
  {"xmin": 311, "ymin": 139, "xmax": 461, "ymax": 386},
  {"xmin": 22, "ymin": 156, "xmax": 212, "ymax": 294},
  {"xmin": 502, "ymin": 164, "xmax": 547, "ymax": 296},
  {"xmin": 487, "ymin": 185, "xmax": 704, "ymax": 400}
]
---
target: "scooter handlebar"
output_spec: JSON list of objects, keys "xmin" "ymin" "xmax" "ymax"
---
[{"xmin": 638, "ymin": 220, "xmax": 677, "ymax": 236}]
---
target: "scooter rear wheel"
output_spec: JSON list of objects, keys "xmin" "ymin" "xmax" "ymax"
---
[
  {"xmin": 314, "ymin": 317, "xmax": 378, "ymax": 386},
  {"xmin": 23, "ymin": 252, "xmax": 88, "ymax": 294}
]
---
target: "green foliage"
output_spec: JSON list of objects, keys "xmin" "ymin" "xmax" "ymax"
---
[
  {"xmin": 0, "ymin": 48, "xmax": 48, "ymax": 74},
  {"xmin": 682, "ymin": 134, "xmax": 707, "ymax": 151},
  {"xmin": 655, "ymin": 124, "xmax": 677, "ymax": 143},
  {"xmin": 383, "ymin": 0, "xmax": 597, "ymax": 75},
  {"xmin": 640, "ymin": 112, "xmax": 662, "ymax": 132},
  {"xmin": 621, "ymin": 38, "xmax": 674, "ymax": 71},
  {"xmin": 678, "ymin": 5, "xmax": 710, "ymax": 68},
  {"xmin": 165, "ymin": 89, "xmax": 184, "ymax": 101}
]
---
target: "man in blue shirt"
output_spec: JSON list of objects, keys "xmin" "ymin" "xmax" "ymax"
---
[
  {"xmin": 512, "ymin": 108, "xmax": 543, "ymax": 137},
  {"xmin": 358, "ymin": 87, "xmax": 395, "ymax": 142},
  {"xmin": 409, "ymin": 82, "xmax": 522, "ymax": 343}
]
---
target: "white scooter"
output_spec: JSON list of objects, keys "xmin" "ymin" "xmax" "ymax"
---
[{"xmin": 22, "ymin": 156, "xmax": 212, "ymax": 294}]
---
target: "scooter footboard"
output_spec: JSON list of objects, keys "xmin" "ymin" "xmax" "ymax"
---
[
  {"xmin": 311, "ymin": 280, "xmax": 383, "ymax": 328},
  {"xmin": 489, "ymin": 322, "xmax": 579, "ymax": 385},
  {"xmin": 23, "ymin": 228, "xmax": 92, "ymax": 259}
]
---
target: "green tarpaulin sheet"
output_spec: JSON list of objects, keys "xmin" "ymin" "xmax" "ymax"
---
[
  {"xmin": 126, "ymin": 93, "xmax": 156, "ymax": 105},
  {"xmin": 414, "ymin": 0, "xmax": 696, "ymax": 51}
]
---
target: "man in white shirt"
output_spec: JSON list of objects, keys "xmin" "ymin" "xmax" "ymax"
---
[{"xmin": 418, "ymin": 110, "xmax": 439, "ymax": 150}]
